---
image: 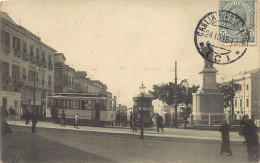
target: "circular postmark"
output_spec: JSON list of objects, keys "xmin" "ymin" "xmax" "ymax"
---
[{"xmin": 194, "ymin": 10, "xmax": 250, "ymax": 65}]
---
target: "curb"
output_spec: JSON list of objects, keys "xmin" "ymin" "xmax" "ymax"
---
[{"xmin": 9, "ymin": 123, "xmax": 244, "ymax": 145}]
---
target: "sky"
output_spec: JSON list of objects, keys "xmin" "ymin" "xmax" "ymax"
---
[{"xmin": 1, "ymin": 0, "xmax": 259, "ymax": 108}]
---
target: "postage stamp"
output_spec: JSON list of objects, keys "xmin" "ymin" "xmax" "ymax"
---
[
  {"xmin": 194, "ymin": 10, "xmax": 250, "ymax": 65},
  {"xmin": 220, "ymin": 0, "xmax": 256, "ymax": 45}
]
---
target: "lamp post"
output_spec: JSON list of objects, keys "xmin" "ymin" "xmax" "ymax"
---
[
  {"xmin": 33, "ymin": 69, "xmax": 36, "ymax": 114},
  {"xmin": 140, "ymin": 82, "xmax": 145, "ymax": 139}
]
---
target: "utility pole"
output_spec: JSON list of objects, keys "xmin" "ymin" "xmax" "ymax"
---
[
  {"xmin": 174, "ymin": 61, "xmax": 178, "ymax": 128},
  {"xmin": 231, "ymin": 79, "xmax": 234, "ymax": 118}
]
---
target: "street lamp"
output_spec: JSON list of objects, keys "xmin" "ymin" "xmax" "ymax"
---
[{"xmin": 140, "ymin": 82, "xmax": 145, "ymax": 139}]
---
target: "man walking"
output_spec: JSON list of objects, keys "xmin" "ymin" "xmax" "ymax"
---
[
  {"xmin": 239, "ymin": 115, "xmax": 259, "ymax": 162},
  {"xmin": 157, "ymin": 114, "xmax": 164, "ymax": 133},
  {"xmin": 61, "ymin": 110, "xmax": 66, "ymax": 127},
  {"xmin": 130, "ymin": 111, "xmax": 133, "ymax": 128},
  {"xmin": 25, "ymin": 110, "xmax": 30, "ymax": 125},
  {"xmin": 132, "ymin": 113, "xmax": 138, "ymax": 133},
  {"xmin": 74, "ymin": 113, "xmax": 79, "ymax": 129},
  {"xmin": 8, "ymin": 106, "xmax": 13, "ymax": 118},
  {"xmin": 31, "ymin": 110, "xmax": 37, "ymax": 133}
]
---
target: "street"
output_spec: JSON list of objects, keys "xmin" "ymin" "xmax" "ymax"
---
[{"xmin": 2, "ymin": 125, "xmax": 248, "ymax": 163}]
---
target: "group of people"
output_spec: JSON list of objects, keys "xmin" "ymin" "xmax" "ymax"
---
[
  {"xmin": 129, "ymin": 112, "xmax": 164, "ymax": 133},
  {"xmin": 23, "ymin": 110, "xmax": 38, "ymax": 133},
  {"xmin": 220, "ymin": 115, "xmax": 259, "ymax": 162},
  {"xmin": 8, "ymin": 106, "xmax": 16, "ymax": 118},
  {"xmin": 115, "ymin": 111, "xmax": 127, "ymax": 126},
  {"xmin": 60, "ymin": 110, "xmax": 79, "ymax": 129}
]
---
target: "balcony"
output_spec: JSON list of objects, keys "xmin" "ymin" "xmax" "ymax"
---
[
  {"xmin": 14, "ymin": 49, "xmax": 22, "ymax": 58},
  {"xmin": 42, "ymin": 60, "xmax": 47, "ymax": 68}
]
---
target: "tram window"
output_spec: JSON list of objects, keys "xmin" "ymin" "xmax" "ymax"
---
[
  {"xmin": 47, "ymin": 99, "xmax": 52, "ymax": 108},
  {"xmin": 63, "ymin": 100, "xmax": 68, "ymax": 109},
  {"xmin": 107, "ymin": 101, "xmax": 112, "ymax": 110},
  {"xmin": 100, "ymin": 101, "xmax": 107, "ymax": 110},
  {"xmin": 70, "ymin": 100, "xmax": 79, "ymax": 109}
]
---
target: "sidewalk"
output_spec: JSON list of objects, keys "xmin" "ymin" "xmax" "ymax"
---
[{"xmin": 7, "ymin": 119, "xmax": 245, "ymax": 143}]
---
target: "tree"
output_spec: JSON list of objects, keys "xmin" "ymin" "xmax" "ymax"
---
[
  {"xmin": 149, "ymin": 79, "xmax": 199, "ymax": 109},
  {"xmin": 217, "ymin": 81, "xmax": 241, "ymax": 118},
  {"xmin": 217, "ymin": 81, "xmax": 241, "ymax": 108}
]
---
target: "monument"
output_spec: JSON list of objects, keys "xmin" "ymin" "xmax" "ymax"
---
[{"xmin": 192, "ymin": 46, "xmax": 224, "ymax": 124}]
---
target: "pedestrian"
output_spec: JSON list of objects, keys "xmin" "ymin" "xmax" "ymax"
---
[
  {"xmin": 61, "ymin": 110, "xmax": 66, "ymax": 127},
  {"xmin": 25, "ymin": 110, "xmax": 30, "ymax": 125},
  {"xmin": 157, "ymin": 114, "xmax": 164, "ymax": 133},
  {"xmin": 31, "ymin": 110, "xmax": 37, "ymax": 133},
  {"xmin": 220, "ymin": 119, "xmax": 232, "ymax": 156},
  {"xmin": 130, "ymin": 111, "xmax": 133, "ymax": 128},
  {"xmin": 13, "ymin": 108, "xmax": 16, "ymax": 118},
  {"xmin": 8, "ymin": 106, "xmax": 13, "ymax": 118},
  {"xmin": 183, "ymin": 115, "xmax": 188, "ymax": 129},
  {"xmin": 239, "ymin": 115, "xmax": 259, "ymax": 162},
  {"xmin": 116, "ymin": 111, "xmax": 121, "ymax": 126},
  {"xmin": 74, "ymin": 113, "xmax": 79, "ymax": 129},
  {"xmin": 132, "ymin": 113, "xmax": 138, "ymax": 133},
  {"xmin": 171, "ymin": 113, "xmax": 175, "ymax": 128}
]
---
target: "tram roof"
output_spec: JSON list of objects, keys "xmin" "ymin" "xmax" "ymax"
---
[{"xmin": 48, "ymin": 92, "xmax": 111, "ymax": 99}]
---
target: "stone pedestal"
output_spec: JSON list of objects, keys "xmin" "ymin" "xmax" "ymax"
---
[{"xmin": 192, "ymin": 68, "xmax": 224, "ymax": 124}]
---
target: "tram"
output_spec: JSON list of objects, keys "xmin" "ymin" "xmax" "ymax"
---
[{"xmin": 46, "ymin": 93, "xmax": 115, "ymax": 126}]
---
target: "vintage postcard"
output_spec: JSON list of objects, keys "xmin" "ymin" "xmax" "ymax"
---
[{"xmin": 0, "ymin": 0, "xmax": 260, "ymax": 162}]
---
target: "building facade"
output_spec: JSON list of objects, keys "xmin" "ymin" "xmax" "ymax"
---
[
  {"xmin": 0, "ymin": 11, "xmax": 56, "ymax": 117},
  {"xmin": 221, "ymin": 68, "xmax": 260, "ymax": 119},
  {"xmin": 54, "ymin": 53, "xmax": 112, "ymax": 98}
]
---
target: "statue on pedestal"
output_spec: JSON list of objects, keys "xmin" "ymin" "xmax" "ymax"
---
[{"xmin": 199, "ymin": 42, "xmax": 214, "ymax": 68}]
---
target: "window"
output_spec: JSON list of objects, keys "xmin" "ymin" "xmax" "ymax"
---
[
  {"xmin": 48, "ymin": 75, "xmax": 51, "ymax": 85},
  {"xmin": 70, "ymin": 100, "xmax": 79, "ymax": 109},
  {"xmin": 36, "ymin": 48, "xmax": 40, "ymax": 59},
  {"xmin": 12, "ymin": 64, "xmax": 20, "ymax": 82},
  {"xmin": 246, "ymin": 98, "xmax": 249, "ymax": 107},
  {"xmin": 42, "ymin": 74, "xmax": 45, "ymax": 84},
  {"xmin": 1, "ymin": 30, "xmax": 10, "ymax": 47},
  {"xmin": 13, "ymin": 36, "xmax": 21, "ymax": 51},
  {"xmin": 22, "ymin": 68, "xmax": 26, "ymax": 79},
  {"xmin": 35, "ymin": 72, "xmax": 39, "ymax": 81},
  {"xmin": 28, "ymin": 70, "xmax": 34, "ymax": 81},
  {"xmin": 2, "ymin": 61, "xmax": 9, "ymax": 77},
  {"xmin": 42, "ymin": 51, "xmax": 45, "ymax": 60},
  {"xmin": 246, "ymin": 84, "xmax": 249, "ymax": 90},
  {"xmin": 48, "ymin": 54, "xmax": 52, "ymax": 63},
  {"xmin": 240, "ymin": 99, "xmax": 243, "ymax": 107},
  {"xmin": 30, "ymin": 45, "xmax": 34, "ymax": 55},
  {"xmin": 235, "ymin": 99, "xmax": 237, "ymax": 107},
  {"xmin": 22, "ymin": 41, "xmax": 27, "ymax": 52}
]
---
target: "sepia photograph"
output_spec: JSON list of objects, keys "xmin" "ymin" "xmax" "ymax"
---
[{"xmin": 0, "ymin": 0, "xmax": 260, "ymax": 162}]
